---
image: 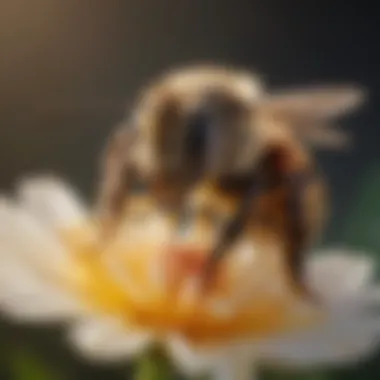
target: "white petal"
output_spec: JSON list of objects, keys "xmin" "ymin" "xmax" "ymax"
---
[
  {"xmin": 1, "ymin": 290, "xmax": 83, "ymax": 323},
  {"xmin": 210, "ymin": 350, "xmax": 258, "ymax": 380},
  {"xmin": 165, "ymin": 335, "xmax": 217, "ymax": 376},
  {"xmin": 69, "ymin": 316, "xmax": 153, "ymax": 362},
  {"xmin": 16, "ymin": 175, "xmax": 87, "ymax": 230},
  {"xmin": 256, "ymin": 310, "xmax": 380, "ymax": 368},
  {"xmin": 166, "ymin": 335, "xmax": 258, "ymax": 380},
  {"xmin": 0, "ymin": 197, "xmax": 70, "ymax": 270},
  {"xmin": 0, "ymin": 195, "xmax": 84, "ymax": 323},
  {"xmin": 0, "ymin": 250, "xmax": 83, "ymax": 322},
  {"xmin": 306, "ymin": 248, "xmax": 375, "ymax": 303}
]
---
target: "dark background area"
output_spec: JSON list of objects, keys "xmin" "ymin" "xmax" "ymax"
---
[{"xmin": 0, "ymin": 0, "xmax": 379, "ymax": 379}]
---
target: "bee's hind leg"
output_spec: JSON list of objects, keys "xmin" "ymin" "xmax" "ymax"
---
[{"xmin": 285, "ymin": 170, "xmax": 319, "ymax": 303}]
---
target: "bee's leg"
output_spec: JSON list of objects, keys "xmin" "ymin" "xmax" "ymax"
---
[
  {"xmin": 185, "ymin": 187, "xmax": 220, "ymax": 241},
  {"xmin": 285, "ymin": 170, "xmax": 317, "ymax": 302},
  {"xmin": 96, "ymin": 126, "xmax": 138, "ymax": 244},
  {"xmin": 201, "ymin": 177, "xmax": 264, "ymax": 290}
]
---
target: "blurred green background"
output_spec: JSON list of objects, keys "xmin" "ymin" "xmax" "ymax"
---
[{"xmin": 0, "ymin": 0, "xmax": 379, "ymax": 379}]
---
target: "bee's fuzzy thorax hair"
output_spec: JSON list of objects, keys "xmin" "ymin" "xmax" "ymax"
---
[{"xmin": 133, "ymin": 64, "xmax": 264, "ymax": 121}]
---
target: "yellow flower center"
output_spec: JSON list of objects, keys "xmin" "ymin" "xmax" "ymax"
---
[{"xmin": 58, "ymin": 197, "xmax": 322, "ymax": 346}]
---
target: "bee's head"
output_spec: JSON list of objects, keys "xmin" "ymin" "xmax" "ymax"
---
[{"xmin": 132, "ymin": 64, "xmax": 263, "ymax": 178}]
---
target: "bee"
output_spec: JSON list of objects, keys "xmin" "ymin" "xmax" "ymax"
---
[
  {"xmin": 96, "ymin": 64, "xmax": 266, "ymax": 239},
  {"xmin": 96, "ymin": 64, "xmax": 366, "ymax": 299}
]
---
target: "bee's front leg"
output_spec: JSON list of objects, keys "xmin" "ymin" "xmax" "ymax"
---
[
  {"xmin": 96, "ymin": 127, "xmax": 138, "ymax": 244},
  {"xmin": 200, "ymin": 179, "xmax": 264, "ymax": 292}
]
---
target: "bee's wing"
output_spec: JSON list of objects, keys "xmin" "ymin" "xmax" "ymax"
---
[
  {"xmin": 258, "ymin": 85, "xmax": 366, "ymax": 150},
  {"xmin": 260, "ymin": 85, "xmax": 367, "ymax": 120},
  {"xmin": 296, "ymin": 123, "xmax": 352, "ymax": 150}
]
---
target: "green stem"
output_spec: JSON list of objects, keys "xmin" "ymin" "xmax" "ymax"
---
[
  {"xmin": 132, "ymin": 345, "xmax": 214, "ymax": 380},
  {"xmin": 133, "ymin": 346, "xmax": 176, "ymax": 380}
]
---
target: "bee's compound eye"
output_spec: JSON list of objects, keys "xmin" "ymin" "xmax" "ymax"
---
[{"xmin": 185, "ymin": 109, "xmax": 211, "ymax": 158}]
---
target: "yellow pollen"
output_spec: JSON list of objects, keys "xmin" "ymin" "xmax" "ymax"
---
[{"xmin": 58, "ymin": 211, "xmax": 322, "ymax": 346}]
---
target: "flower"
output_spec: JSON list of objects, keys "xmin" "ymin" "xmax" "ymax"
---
[{"xmin": 0, "ymin": 175, "xmax": 380, "ymax": 380}]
